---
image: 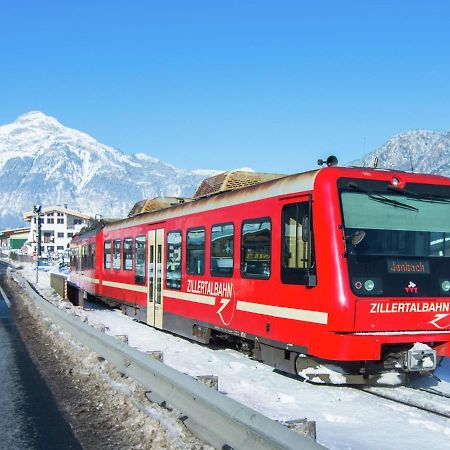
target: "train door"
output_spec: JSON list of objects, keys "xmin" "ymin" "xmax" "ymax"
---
[{"xmin": 147, "ymin": 228, "xmax": 165, "ymax": 328}]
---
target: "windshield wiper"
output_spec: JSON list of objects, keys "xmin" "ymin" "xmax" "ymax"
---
[
  {"xmin": 348, "ymin": 182, "xmax": 419, "ymax": 212},
  {"xmin": 387, "ymin": 185, "xmax": 450, "ymax": 204}
]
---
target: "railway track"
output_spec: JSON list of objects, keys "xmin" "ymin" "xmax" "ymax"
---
[{"xmin": 359, "ymin": 380, "xmax": 450, "ymax": 419}]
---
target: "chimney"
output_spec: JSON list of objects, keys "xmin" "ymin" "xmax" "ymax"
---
[{"xmin": 64, "ymin": 203, "xmax": 68, "ymax": 209}]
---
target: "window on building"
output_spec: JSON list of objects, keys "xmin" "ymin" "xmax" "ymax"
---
[
  {"xmin": 135, "ymin": 236, "xmax": 146, "ymax": 284},
  {"xmin": 57, "ymin": 246, "xmax": 64, "ymax": 251},
  {"xmin": 47, "ymin": 218, "xmax": 54, "ymax": 224},
  {"xmin": 57, "ymin": 218, "xmax": 64, "ymax": 224},
  {"xmin": 104, "ymin": 240, "xmax": 111, "ymax": 269},
  {"xmin": 40, "ymin": 218, "xmax": 44, "ymax": 224},
  {"xmin": 57, "ymin": 232, "xmax": 64, "ymax": 238},
  {"xmin": 187, "ymin": 228, "xmax": 205, "ymax": 275},
  {"xmin": 241, "ymin": 218, "xmax": 271, "ymax": 279},
  {"xmin": 47, "ymin": 245, "xmax": 54, "ymax": 253},
  {"xmin": 57, "ymin": 212, "xmax": 63, "ymax": 217},
  {"xmin": 73, "ymin": 219, "xmax": 83, "ymax": 225},
  {"xmin": 166, "ymin": 231, "xmax": 182, "ymax": 289},
  {"xmin": 67, "ymin": 232, "xmax": 73, "ymax": 238},
  {"xmin": 43, "ymin": 231, "xmax": 54, "ymax": 243},
  {"xmin": 281, "ymin": 202, "xmax": 315, "ymax": 284},
  {"xmin": 211, "ymin": 223, "xmax": 234, "ymax": 277},
  {"xmin": 113, "ymin": 240, "xmax": 121, "ymax": 269},
  {"xmin": 123, "ymin": 238, "xmax": 133, "ymax": 271}
]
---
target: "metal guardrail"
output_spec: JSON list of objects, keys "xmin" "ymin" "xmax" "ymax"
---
[{"xmin": 9, "ymin": 271, "xmax": 324, "ymax": 450}]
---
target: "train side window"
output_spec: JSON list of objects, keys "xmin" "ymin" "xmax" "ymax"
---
[
  {"xmin": 135, "ymin": 236, "xmax": 146, "ymax": 284},
  {"xmin": 211, "ymin": 223, "xmax": 234, "ymax": 277},
  {"xmin": 187, "ymin": 228, "xmax": 205, "ymax": 275},
  {"xmin": 104, "ymin": 240, "xmax": 111, "ymax": 269},
  {"xmin": 86, "ymin": 244, "xmax": 92, "ymax": 269},
  {"xmin": 113, "ymin": 239, "xmax": 121, "ymax": 270},
  {"xmin": 281, "ymin": 202, "xmax": 315, "ymax": 285},
  {"xmin": 84, "ymin": 245, "xmax": 88, "ymax": 270},
  {"xmin": 241, "ymin": 218, "xmax": 271, "ymax": 279},
  {"xmin": 166, "ymin": 231, "xmax": 182, "ymax": 289},
  {"xmin": 87, "ymin": 244, "xmax": 91, "ymax": 269},
  {"xmin": 91, "ymin": 243, "xmax": 95, "ymax": 268},
  {"xmin": 123, "ymin": 238, "xmax": 133, "ymax": 271}
]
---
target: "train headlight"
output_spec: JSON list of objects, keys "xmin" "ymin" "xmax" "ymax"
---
[
  {"xmin": 352, "ymin": 277, "xmax": 382, "ymax": 295},
  {"xmin": 441, "ymin": 280, "xmax": 450, "ymax": 292},
  {"xmin": 364, "ymin": 279, "xmax": 375, "ymax": 291}
]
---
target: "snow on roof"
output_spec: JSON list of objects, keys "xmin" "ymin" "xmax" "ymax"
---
[{"xmin": 23, "ymin": 206, "xmax": 92, "ymax": 221}]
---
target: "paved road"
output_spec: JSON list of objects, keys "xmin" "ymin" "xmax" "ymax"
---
[{"xmin": 0, "ymin": 263, "xmax": 81, "ymax": 450}]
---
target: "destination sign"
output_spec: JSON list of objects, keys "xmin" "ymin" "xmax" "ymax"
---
[{"xmin": 387, "ymin": 259, "xmax": 430, "ymax": 274}]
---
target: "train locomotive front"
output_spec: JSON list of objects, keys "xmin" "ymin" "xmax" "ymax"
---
[{"xmin": 300, "ymin": 168, "xmax": 450, "ymax": 384}]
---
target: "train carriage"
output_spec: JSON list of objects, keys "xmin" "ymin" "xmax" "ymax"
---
[{"xmin": 70, "ymin": 164, "xmax": 450, "ymax": 384}]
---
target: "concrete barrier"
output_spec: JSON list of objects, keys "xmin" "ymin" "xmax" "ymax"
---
[{"xmin": 50, "ymin": 272, "xmax": 68, "ymax": 299}]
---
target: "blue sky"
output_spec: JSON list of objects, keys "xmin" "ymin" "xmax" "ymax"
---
[{"xmin": 1, "ymin": 1, "xmax": 449, "ymax": 173}]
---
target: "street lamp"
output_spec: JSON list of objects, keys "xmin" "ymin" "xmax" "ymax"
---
[{"xmin": 33, "ymin": 205, "xmax": 42, "ymax": 283}]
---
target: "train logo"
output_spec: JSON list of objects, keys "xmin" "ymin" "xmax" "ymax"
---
[
  {"xmin": 429, "ymin": 313, "xmax": 450, "ymax": 329},
  {"xmin": 217, "ymin": 296, "xmax": 237, "ymax": 325},
  {"xmin": 404, "ymin": 281, "xmax": 418, "ymax": 294}
]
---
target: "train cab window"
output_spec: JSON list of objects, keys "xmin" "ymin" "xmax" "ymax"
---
[
  {"xmin": 187, "ymin": 228, "xmax": 205, "ymax": 275},
  {"xmin": 211, "ymin": 223, "xmax": 234, "ymax": 277},
  {"xmin": 135, "ymin": 236, "xmax": 146, "ymax": 284},
  {"xmin": 123, "ymin": 238, "xmax": 133, "ymax": 271},
  {"xmin": 281, "ymin": 202, "xmax": 315, "ymax": 285},
  {"xmin": 241, "ymin": 219, "xmax": 271, "ymax": 279},
  {"xmin": 166, "ymin": 231, "xmax": 182, "ymax": 289},
  {"xmin": 113, "ymin": 239, "xmax": 121, "ymax": 270},
  {"xmin": 104, "ymin": 240, "xmax": 111, "ymax": 269}
]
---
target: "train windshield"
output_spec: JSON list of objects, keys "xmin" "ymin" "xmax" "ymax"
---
[
  {"xmin": 339, "ymin": 178, "xmax": 450, "ymax": 297},
  {"xmin": 341, "ymin": 191, "xmax": 450, "ymax": 257}
]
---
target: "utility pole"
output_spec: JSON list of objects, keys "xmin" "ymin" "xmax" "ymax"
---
[{"xmin": 34, "ymin": 205, "xmax": 41, "ymax": 284}]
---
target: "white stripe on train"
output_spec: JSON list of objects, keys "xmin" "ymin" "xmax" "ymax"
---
[{"xmin": 73, "ymin": 279, "xmax": 328, "ymax": 324}]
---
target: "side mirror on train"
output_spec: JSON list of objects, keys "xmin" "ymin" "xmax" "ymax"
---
[{"xmin": 302, "ymin": 216, "xmax": 310, "ymax": 242}]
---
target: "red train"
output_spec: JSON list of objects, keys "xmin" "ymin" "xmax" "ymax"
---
[{"xmin": 69, "ymin": 164, "xmax": 450, "ymax": 384}]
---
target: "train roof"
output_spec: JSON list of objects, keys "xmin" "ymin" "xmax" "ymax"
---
[
  {"xmin": 71, "ymin": 218, "xmax": 120, "ymax": 242},
  {"xmin": 98, "ymin": 166, "xmax": 450, "ymax": 233},
  {"xmin": 104, "ymin": 168, "xmax": 320, "ymax": 232}
]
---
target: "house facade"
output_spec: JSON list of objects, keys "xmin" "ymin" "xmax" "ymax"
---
[
  {"xmin": 23, "ymin": 206, "xmax": 91, "ymax": 256},
  {"xmin": 0, "ymin": 227, "xmax": 30, "ymax": 251}
]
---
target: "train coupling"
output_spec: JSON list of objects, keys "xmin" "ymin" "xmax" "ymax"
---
[{"xmin": 405, "ymin": 343, "xmax": 437, "ymax": 372}]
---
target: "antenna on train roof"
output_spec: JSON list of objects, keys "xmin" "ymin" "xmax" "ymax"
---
[{"xmin": 317, "ymin": 155, "xmax": 339, "ymax": 167}]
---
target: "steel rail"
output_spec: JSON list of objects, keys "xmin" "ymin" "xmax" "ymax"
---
[
  {"xmin": 9, "ymin": 271, "xmax": 323, "ymax": 450},
  {"xmin": 359, "ymin": 385, "xmax": 450, "ymax": 419}
]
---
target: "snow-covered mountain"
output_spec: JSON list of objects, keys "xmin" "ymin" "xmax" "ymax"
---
[
  {"xmin": 349, "ymin": 130, "xmax": 450, "ymax": 176},
  {"xmin": 0, "ymin": 111, "xmax": 218, "ymax": 229},
  {"xmin": 1, "ymin": 112, "xmax": 449, "ymax": 230}
]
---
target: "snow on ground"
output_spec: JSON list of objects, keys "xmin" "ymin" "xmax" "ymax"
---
[{"xmin": 11, "ymin": 262, "xmax": 450, "ymax": 450}]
